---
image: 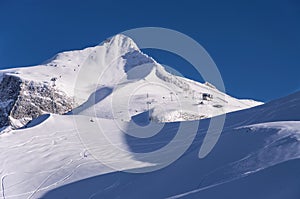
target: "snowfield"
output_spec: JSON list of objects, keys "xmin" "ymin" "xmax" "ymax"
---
[
  {"xmin": 0, "ymin": 91, "xmax": 299, "ymax": 199},
  {"xmin": 0, "ymin": 34, "xmax": 299, "ymax": 199}
]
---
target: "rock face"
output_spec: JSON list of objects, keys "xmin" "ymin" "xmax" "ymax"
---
[
  {"xmin": 0, "ymin": 74, "xmax": 73, "ymax": 129},
  {"xmin": 0, "ymin": 75, "xmax": 22, "ymax": 128}
]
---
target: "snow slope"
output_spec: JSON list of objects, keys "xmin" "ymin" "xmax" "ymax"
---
[
  {"xmin": 0, "ymin": 34, "xmax": 262, "ymax": 129},
  {"xmin": 0, "ymin": 90, "xmax": 299, "ymax": 199}
]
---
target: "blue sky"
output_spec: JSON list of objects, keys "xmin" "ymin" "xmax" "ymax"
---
[{"xmin": 0, "ymin": 0, "xmax": 299, "ymax": 102}]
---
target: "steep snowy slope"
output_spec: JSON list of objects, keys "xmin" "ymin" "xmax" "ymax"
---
[
  {"xmin": 0, "ymin": 91, "xmax": 299, "ymax": 199},
  {"xmin": 0, "ymin": 34, "xmax": 261, "ymax": 129}
]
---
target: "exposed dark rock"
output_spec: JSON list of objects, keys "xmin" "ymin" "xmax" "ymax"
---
[
  {"xmin": 0, "ymin": 74, "xmax": 74, "ymax": 129},
  {"xmin": 0, "ymin": 75, "xmax": 22, "ymax": 127}
]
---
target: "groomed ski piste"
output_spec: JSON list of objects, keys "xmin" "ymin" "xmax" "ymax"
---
[{"xmin": 0, "ymin": 35, "xmax": 299, "ymax": 199}]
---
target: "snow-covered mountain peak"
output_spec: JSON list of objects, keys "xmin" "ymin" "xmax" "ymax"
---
[
  {"xmin": 44, "ymin": 34, "xmax": 139, "ymax": 67},
  {"xmin": 1, "ymin": 34, "xmax": 299, "ymax": 199},
  {"xmin": 0, "ymin": 34, "xmax": 263, "ymax": 129},
  {"xmin": 103, "ymin": 34, "xmax": 140, "ymax": 52}
]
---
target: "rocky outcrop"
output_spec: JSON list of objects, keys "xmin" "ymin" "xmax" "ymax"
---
[
  {"xmin": 0, "ymin": 74, "xmax": 73, "ymax": 128},
  {"xmin": 0, "ymin": 75, "xmax": 22, "ymax": 128}
]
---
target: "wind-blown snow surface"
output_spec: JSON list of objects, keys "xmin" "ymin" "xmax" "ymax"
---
[{"xmin": 0, "ymin": 91, "xmax": 299, "ymax": 199}]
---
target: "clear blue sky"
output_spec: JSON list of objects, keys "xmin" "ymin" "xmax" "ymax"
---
[{"xmin": 0, "ymin": 0, "xmax": 299, "ymax": 102}]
